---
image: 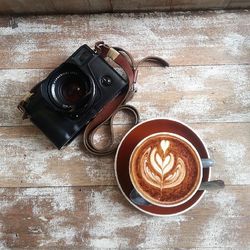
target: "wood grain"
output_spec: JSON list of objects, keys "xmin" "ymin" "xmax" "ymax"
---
[
  {"xmin": 0, "ymin": 123, "xmax": 249, "ymax": 187},
  {"xmin": 0, "ymin": 64, "xmax": 249, "ymax": 127},
  {"xmin": 0, "ymin": 0, "xmax": 249, "ymax": 14},
  {"xmin": 0, "ymin": 11, "xmax": 249, "ymax": 69},
  {"xmin": 169, "ymin": 0, "xmax": 230, "ymax": 10},
  {"xmin": 228, "ymin": 0, "xmax": 250, "ymax": 8},
  {"xmin": 0, "ymin": 0, "xmax": 111, "ymax": 14},
  {"xmin": 0, "ymin": 11, "xmax": 249, "ymax": 249},
  {"xmin": 0, "ymin": 0, "xmax": 54, "ymax": 14},
  {"xmin": 0, "ymin": 186, "xmax": 249, "ymax": 248}
]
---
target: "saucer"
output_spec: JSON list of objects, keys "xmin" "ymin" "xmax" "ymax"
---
[{"xmin": 114, "ymin": 118, "xmax": 211, "ymax": 216}]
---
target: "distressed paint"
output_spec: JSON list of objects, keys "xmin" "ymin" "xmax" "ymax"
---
[
  {"xmin": 0, "ymin": 65, "xmax": 249, "ymax": 126},
  {"xmin": 0, "ymin": 123, "xmax": 249, "ymax": 187},
  {"xmin": 0, "ymin": 186, "xmax": 249, "ymax": 248},
  {"xmin": 0, "ymin": 11, "xmax": 249, "ymax": 69},
  {"xmin": 0, "ymin": 11, "xmax": 249, "ymax": 249}
]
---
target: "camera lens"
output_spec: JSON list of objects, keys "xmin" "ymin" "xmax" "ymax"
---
[
  {"xmin": 48, "ymin": 64, "xmax": 95, "ymax": 112},
  {"xmin": 61, "ymin": 75, "xmax": 86, "ymax": 104}
]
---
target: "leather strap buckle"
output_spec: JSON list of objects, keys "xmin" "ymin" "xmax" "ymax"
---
[{"xmin": 107, "ymin": 48, "xmax": 120, "ymax": 60}]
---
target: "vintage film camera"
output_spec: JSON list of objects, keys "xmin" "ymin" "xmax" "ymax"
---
[{"xmin": 18, "ymin": 45, "xmax": 128, "ymax": 149}]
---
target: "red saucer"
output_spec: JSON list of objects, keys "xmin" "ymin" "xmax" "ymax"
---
[{"xmin": 114, "ymin": 118, "xmax": 211, "ymax": 216}]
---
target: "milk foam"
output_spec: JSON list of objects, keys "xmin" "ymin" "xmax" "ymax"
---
[{"xmin": 139, "ymin": 140, "xmax": 186, "ymax": 190}]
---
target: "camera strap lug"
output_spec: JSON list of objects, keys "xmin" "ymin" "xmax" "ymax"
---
[
  {"xmin": 83, "ymin": 42, "xmax": 169, "ymax": 156},
  {"xmin": 17, "ymin": 92, "xmax": 34, "ymax": 119}
]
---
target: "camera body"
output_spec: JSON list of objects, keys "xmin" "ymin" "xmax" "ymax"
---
[{"xmin": 22, "ymin": 45, "xmax": 128, "ymax": 149}]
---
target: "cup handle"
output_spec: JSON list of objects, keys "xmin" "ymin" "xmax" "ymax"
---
[
  {"xmin": 129, "ymin": 159, "xmax": 222, "ymax": 206},
  {"xmin": 130, "ymin": 180, "xmax": 225, "ymax": 206},
  {"xmin": 129, "ymin": 189, "xmax": 151, "ymax": 206},
  {"xmin": 199, "ymin": 180, "xmax": 225, "ymax": 191},
  {"xmin": 201, "ymin": 158, "xmax": 214, "ymax": 168}
]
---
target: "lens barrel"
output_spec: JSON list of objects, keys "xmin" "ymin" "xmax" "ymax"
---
[{"xmin": 48, "ymin": 65, "xmax": 94, "ymax": 113}]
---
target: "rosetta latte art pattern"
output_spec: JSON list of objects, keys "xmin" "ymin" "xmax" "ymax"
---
[{"xmin": 140, "ymin": 140, "xmax": 186, "ymax": 190}]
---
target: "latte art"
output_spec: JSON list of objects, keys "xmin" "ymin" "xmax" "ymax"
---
[
  {"xmin": 140, "ymin": 140, "xmax": 186, "ymax": 190},
  {"xmin": 130, "ymin": 133, "xmax": 201, "ymax": 206}
]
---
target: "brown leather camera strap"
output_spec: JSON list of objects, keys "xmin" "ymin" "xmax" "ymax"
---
[{"xmin": 83, "ymin": 41, "xmax": 169, "ymax": 156}]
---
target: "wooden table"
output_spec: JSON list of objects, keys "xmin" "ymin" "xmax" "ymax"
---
[{"xmin": 0, "ymin": 10, "xmax": 249, "ymax": 249}]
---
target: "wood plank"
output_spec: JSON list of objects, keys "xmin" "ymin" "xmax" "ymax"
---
[
  {"xmin": 0, "ymin": 0, "xmax": 111, "ymax": 14},
  {"xmin": 228, "ymin": 0, "xmax": 250, "ymax": 8},
  {"xmin": 51, "ymin": 0, "xmax": 111, "ymax": 14},
  {"xmin": 0, "ymin": 64, "xmax": 249, "ymax": 127},
  {"xmin": 112, "ymin": 0, "xmax": 231, "ymax": 12},
  {"xmin": 0, "ymin": 0, "xmax": 54, "ymax": 14},
  {"xmin": 168, "ymin": 0, "xmax": 230, "ymax": 10},
  {"xmin": 0, "ymin": 10, "xmax": 248, "ymax": 249},
  {"xmin": 111, "ymin": 0, "xmax": 171, "ymax": 12},
  {"xmin": 1, "ymin": 0, "xmax": 249, "ymax": 14},
  {"xmin": 0, "ymin": 123, "xmax": 249, "ymax": 187},
  {"xmin": 0, "ymin": 11, "xmax": 249, "ymax": 69},
  {"xmin": 0, "ymin": 186, "xmax": 249, "ymax": 248}
]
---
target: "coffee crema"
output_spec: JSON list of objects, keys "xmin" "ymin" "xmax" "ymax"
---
[{"xmin": 130, "ymin": 133, "xmax": 201, "ymax": 206}]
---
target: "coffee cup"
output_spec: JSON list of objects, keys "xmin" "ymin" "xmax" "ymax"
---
[
  {"xmin": 115, "ymin": 118, "xmax": 225, "ymax": 215},
  {"xmin": 129, "ymin": 132, "xmax": 224, "ymax": 207}
]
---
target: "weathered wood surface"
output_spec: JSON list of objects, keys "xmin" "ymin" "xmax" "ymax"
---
[
  {"xmin": 0, "ymin": 11, "xmax": 249, "ymax": 69},
  {"xmin": 0, "ymin": 186, "xmax": 249, "ymax": 249},
  {"xmin": 0, "ymin": 11, "xmax": 249, "ymax": 249},
  {"xmin": 1, "ymin": 65, "xmax": 250, "ymax": 126},
  {"xmin": 0, "ymin": 123, "xmax": 249, "ymax": 187},
  {"xmin": 0, "ymin": 0, "xmax": 249, "ymax": 14}
]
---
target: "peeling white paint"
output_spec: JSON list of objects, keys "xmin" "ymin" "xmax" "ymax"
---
[
  {"xmin": 194, "ymin": 126, "xmax": 215, "ymax": 139},
  {"xmin": 0, "ymin": 11, "xmax": 249, "ymax": 249},
  {"xmin": 0, "ymin": 136, "xmax": 78, "ymax": 186},
  {"xmin": 0, "ymin": 19, "xmax": 62, "ymax": 35},
  {"xmin": 212, "ymin": 140, "xmax": 249, "ymax": 184},
  {"xmin": 61, "ymin": 150, "xmax": 82, "ymax": 161},
  {"xmin": 88, "ymin": 188, "xmax": 189, "ymax": 248},
  {"xmin": 0, "ymin": 186, "xmax": 248, "ymax": 248},
  {"xmin": 0, "ymin": 11, "xmax": 248, "ymax": 69},
  {"xmin": 0, "ymin": 187, "xmax": 77, "ymax": 247},
  {"xmin": 48, "ymin": 217, "xmax": 77, "ymax": 244},
  {"xmin": 12, "ymin": 38, "xmax": 39, "ymax": 64},
  {"xmin": 0, "ymin": 239, "xmax": 9, "ymax": 250},
  {"xmin": 38, "ymin": 217, "xmax": 78, "ymax": 246},
  {"xmin": 39, "ymin": 216, "xmax": 48, "ymax": 222},
  {"xmin": 229, "ymin": 66, "xmax": 250, "ymax": 108},
  {"xmin": 88, "ymin": 189, "xmax": 142, "ymax": 248},
  {"xmin": 52, "ymin": 189, "xmax": 75, "ymax": 212},
  {"xmin": 136, "ymin": 65, "xmax": 249, "ymax": 122},
  {"xmin": 0, "ymin": 69, "xmax": 48, "ymax": 96},
  {"xmin": 169, "ymin": 95, "xmax": 214, "ymax": 117},
  {"xmin": 28, "ymin": 226, "xmax": 42, "ymax": 234},
  {"xmin": 138, "ymin": 215, "xmax": 188, "ymax": 248},
  {"xmin": 0, "ymin": 188, "xmax": 75, "ymax": 215},
  {"xmin": 0, "ymin": 125, "xmax": 115, "ymax": 187},
  {"xmin": 0, "ymin": 62, "xmax": 249, "ymax": 126},
  {"xmin": 223, "ymin": 33, "xmax": 248, "ymax": 56},
  {"xmin": 89, "ymin": 238, "xmax": 119, "ymax": 249},
  {"xmin": 196, "ymin": 190, "xmax": 241, "ymax": 248},
  {"xmin": 21, "ymin": 187, "xmax": 76, "ymax": 215}
]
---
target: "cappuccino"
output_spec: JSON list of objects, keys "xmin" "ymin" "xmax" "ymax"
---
[{"xmin": 129, "ymin": 133, "xmax": 202, "ymax": 207}]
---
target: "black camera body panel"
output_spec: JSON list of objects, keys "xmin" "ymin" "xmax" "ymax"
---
[{"xmin": 23, "ymin": 45, "xmax": 128, "ymax": 149}]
